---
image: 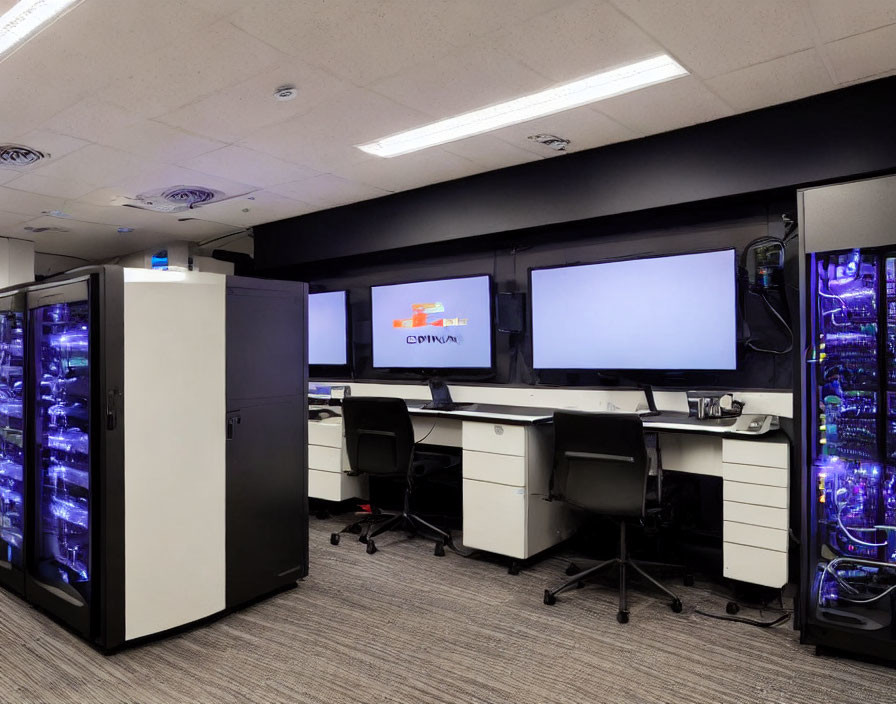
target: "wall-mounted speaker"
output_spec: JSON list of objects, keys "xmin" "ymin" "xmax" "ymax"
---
[{"xmin": 497, "ymin": 292, "xmax": 525, "ymax": 333}]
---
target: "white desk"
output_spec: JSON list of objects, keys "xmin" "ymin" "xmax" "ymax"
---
[{"xmin": 308, "ymin": 404, "xmax": 790, "ymax": 588}]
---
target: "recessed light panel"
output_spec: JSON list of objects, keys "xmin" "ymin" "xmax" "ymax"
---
[
  {"xmin": 358, "ymin": 54, "xmax": 688, "ymax": 158},
  {"xmin": 0, "ymin": 0, "xmax": 85, "ymax": 61}
]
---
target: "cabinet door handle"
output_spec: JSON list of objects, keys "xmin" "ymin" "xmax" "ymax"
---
[{"xmin": 226, "ymin": 415, "xmax": 241, "ymax": 439}]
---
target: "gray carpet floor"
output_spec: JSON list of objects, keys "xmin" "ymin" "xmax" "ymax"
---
[{"xmin": 0, "ymin": 515, "xmax": 894, "ymax": 703}]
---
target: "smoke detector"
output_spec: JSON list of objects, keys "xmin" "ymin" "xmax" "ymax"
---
[
  {"xmin": 528, "ymin": 134, "xmax": 570, "ymax": 151},
  {"xmin": 273, "ymin": 84, "xmax": 298, "ymax": 101},
  {"xmin": 0, "ymin": 144, "xmax": 49, "ymax": 169}
]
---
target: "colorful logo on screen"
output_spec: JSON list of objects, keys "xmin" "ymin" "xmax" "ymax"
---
[{"xmin": 392, "ymin": 303, "xmax": 468, "ymax": 329}]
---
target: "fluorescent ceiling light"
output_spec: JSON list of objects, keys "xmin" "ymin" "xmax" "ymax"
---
[
  {"xmin": 0, "ymin": 0, "xmax": 83, "ymax": 60},
  {"xmin": 358, "ymin": 54, "xmax": 688, "ymax": 158}
]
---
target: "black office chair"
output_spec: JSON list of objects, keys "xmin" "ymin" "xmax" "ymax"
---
[
  {"xmin": 542, "ymin": 411, "xmax": 683, "ymax": 623},
  {"xmin": 330, "ymin": 397, "xmax": 457, "ymax": 556}
]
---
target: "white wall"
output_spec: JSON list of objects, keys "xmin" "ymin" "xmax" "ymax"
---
[{"xmin": 0, "ymin": 238, "xmax": 34, "ymax": 286}]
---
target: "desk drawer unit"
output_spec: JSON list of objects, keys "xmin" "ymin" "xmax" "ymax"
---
[
  {"xmin": 721, "ymin": 439, "xmax": 790, "ymax": 589},
  {"xmin": 462, "ymin": 422, "xmax": 526, "ymax": 456},
  {"xmin": 462, "ymin": 450, "xmax": 526, "ymax": 486},
  {"xmin": 307, "ymin": 419, "xmax": 367, "ymax": 501},
  {"xmin": 309, "ymin": 469, "xmax": 368, "ymax": 502},
  {"xmin": 308, "ymin": 444, "xmax": 342, "ymax": 473},
  {"xmin": 308, "ymin": 420, "xmax": 343, "ymax": 448}
]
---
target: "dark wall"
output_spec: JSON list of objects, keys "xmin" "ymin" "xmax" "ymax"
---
[
  {"xmin": 254, "ymin": 77, "xmax": 896, "ymax": 391},
  {"xmin": 296, "ymin": 194, "xmax": 799, "ymax": 390},
  {"xmin": 256, "ymin": 77, "xmax": 896, "ymax": 270}
]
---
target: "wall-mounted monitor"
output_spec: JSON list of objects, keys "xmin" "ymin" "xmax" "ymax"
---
[
  {"xmin": 371, "ymin": 275, "xmax": 493, "ymax": 370},
  {"xmin": 530, "ymin": 249, "xmax": 737, "ymax": 371},
  {"xmin": 308, "ymin": 290, "xmax": 349, "ymax": 367}
]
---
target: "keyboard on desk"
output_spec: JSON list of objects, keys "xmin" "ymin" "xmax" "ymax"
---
[{"xmin": 420, "ymin": 402, "xmax": 474, "ymax": 411}]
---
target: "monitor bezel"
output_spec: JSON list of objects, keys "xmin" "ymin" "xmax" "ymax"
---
[
  {"xmin": 308, "ymin": 289, "xmax": 352, "ymax": 378},
  {"xmin": 528, "ymin": 247, "xmax": 739, "ymax": 372},
  {"xmin": 370, "ymin": 273, "xmax": 496, "ymax": 374}
]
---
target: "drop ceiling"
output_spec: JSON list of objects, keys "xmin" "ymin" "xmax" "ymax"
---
[{"xmin": 0, "ymin": 0, "xmax": 894, "ymax": 261}]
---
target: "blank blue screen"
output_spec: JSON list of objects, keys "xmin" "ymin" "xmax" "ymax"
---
[
  {"xmin": 531, "ymin": 250, "xmax": 736, "ymax": 370},
  {"xmin": 372, "ymin": 276, "xmax": 492, "ymax": 369},
  {"xmin": 308, "ymin": 291, "xmax": 348, "ymax": 365}
]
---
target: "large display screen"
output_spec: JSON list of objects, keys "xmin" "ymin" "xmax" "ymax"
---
[
  {"xmin": 531, "ymin": 249, "xmax": 737, "ymax": 370},
  {"xmin": 371, "ymin": 275, "xmax": 492, "ymax": 369},
  {"xmin": 308, "ymin": 291, "xmax": 348, "ymax": 366}
]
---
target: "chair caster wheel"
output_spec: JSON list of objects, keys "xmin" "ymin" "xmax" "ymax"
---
[
  {"xmin": 616, "ymin": 611, "xmax": 629, "ymax": 624},
  {"xmin": 565, "ymin": 563, "xmax": 580, "ymax": 576},
  {"xmin": 683, "ymin": 574, "xmax": 694, "ymax": 587},
  {"xmin": 726, "ymin": 601, "xmax": 739, "ymax": 615},
  {"xmin": 358, "ymin": 533, "xmax": 368, "ymax": 544},
  {"xmin": 671, "ymin": 599, "xmax": 683, "ymax": 613},
  {"xmin": 330, "ymin": 533, "xmax": 340, "ymax": 545},
  {"xmin": 347, "ymin": 523, "xmax": 362, "ymax": 534},
  {"xmin": 543, "ymin": 590, "xmax": 556, "ymax": 606},
  {"xmin": 434, "ymin": 542, "xmax": 445, "ymax": 557},
  {"xmin": 508, "ymin": 562, "xmax": 521, "ymax": 575},
  {"xmin": 366, "ymin": 540, "xmax": 377, "ymax": 555}
]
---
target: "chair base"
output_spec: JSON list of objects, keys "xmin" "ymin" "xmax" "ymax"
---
[
  {"xmin": 543, "ymin": 522, "xmax": 683, "ymax": 621},
  {"xmin": 332, "ymin": 489, "xmax": 457, "ymax": 556}
]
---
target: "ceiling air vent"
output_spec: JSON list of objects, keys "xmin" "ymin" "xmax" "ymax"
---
[
  {"xmin": 24, "ymin": 226, "xmax": 69, "ymax": 233},
  {"xmin": 120, "ymin": 185, "xmax": 225, "ymax": 213},
  {"xmin": 0, "ymin": 144, "xmax": 48, "ymax": 169}
]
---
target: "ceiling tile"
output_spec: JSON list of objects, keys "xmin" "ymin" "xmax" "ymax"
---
[
  {"xmin": 269, "ymin": 175, "xmax": 392, "ymax": 209},
  {"xmin": 488, "ymin": 105, "xmax": 641, "ymax": 155},
  {"xmin": 330, "ymin": 149, "xmax": 481, "ymax": 193},
  {"xmin": 9, "ymin": 130, "xmax": 89, "ymax": 162},
  {"xmin": 488, "ymin": 0, "xmax": 665, "ymax": 82},
  {"xmin": 608, "ymin": 0, "xmax": 814, "ymax": 78},
  {"xmin": 808, "ymin": 0, "xmax": 896, "ymax": 43},
  {"xmin": 22, "ymin": 0, "xmax": 221, "ymax": 87},
  {"xmin": 0, "ymin": 187, "xmax": 66, "ymax": 218},
  {"xmin": 440, "ymin": 134, "xmax": 544, "ymax": 171},
  {"xmin": 155, "ymin": 59, "xmax": 353, "ymax": 143},
  {"xmin": 0, "ymin": 210, "xmax": 31, "ymax": 232},
  {"xmin": 177, "ymin": 145, "xmax": 319, "ymax": 188},
  {"xmin": 369, "ymin": 45, "xmax": 549, "ymax": 118},
  {"xmin": 0, "ymin": 171, "xmax": 23, "ymax": 186},
  {"xmin": 239, "ymin": 88, "xmax": 431, "ymax": 172},
  {"xmin": 824, "ymin": 23, "xmax": 896, "ymax": 84},
  {"xmin": 98, "ymin": 120, "xmax": 226, "ymax": 163},
  {"xmin": 596, "ymin": 75, "xmax": 733, "ymax": 136},
  {"xmin": 230, "ymin": 0, "xmax": 458, "ymax": 85},
  {"xmin": 193, "ymin": 190, "xmax": 315, "ymax": 228},
  {"xmin": 98, "ymin": 20, "xmax": 288, "ymax": 117},
  {"xmin": 0, "ymin": 49, "xmax": 88, "ymax": 136},
  {"xmin": 34, "ymin": 145, "xmax": 148, "ymax": 188},
  {"xmin": 420, "ymin": 0, "xmax": 577, "ymax": 46},
  {"xmin": 706, "ymin": 49, "xmax": 835, "ymax": 112},
  {"xmin": 41, "ymin": 98, "xmax": 144, "ymax": 143},
  {"xmin": 3, "ymin": 173, "xmax": 96, "ymax": 200}
]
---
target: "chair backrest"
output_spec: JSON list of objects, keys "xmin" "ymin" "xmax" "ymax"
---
[
  {"xmin": 551, "ymin": 411, "xmax": 648, "ymax": 518},
  {"xmin": 342, "ymin": 397, "xmax": 415, "ymax": 476}
]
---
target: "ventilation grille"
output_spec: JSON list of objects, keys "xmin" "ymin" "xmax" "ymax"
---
[
  {"xmin": 121, "ymin": 185, "xmax": 225, "ymax": 213},
  {"xmin": 0, "ymin": 144, "xmax": 48, "ymax": 169},
  {"xmin": 24, "ymin": 226, "xmax": 69, "ymax": 233}
]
